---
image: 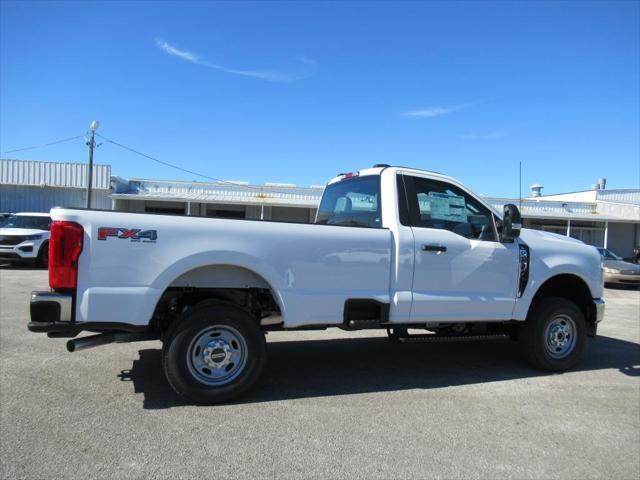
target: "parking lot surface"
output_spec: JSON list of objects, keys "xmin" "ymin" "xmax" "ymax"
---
[{"xmin": 1, "ymin": 266, "xmax": 639, "ymax": 479}]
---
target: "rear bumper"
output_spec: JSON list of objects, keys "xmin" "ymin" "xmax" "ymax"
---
[
  {"xmin": 29, "ymin": 291, "xmax": 74, "ymax": 334},
  {"xmin": 28, "ymin": 290, "xmax": 148, "ymax": 337}
]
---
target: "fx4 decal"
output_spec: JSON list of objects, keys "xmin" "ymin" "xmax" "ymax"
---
[{"xmin": 98, "ymin": 227, "xmax": 158, "ymax": 243}]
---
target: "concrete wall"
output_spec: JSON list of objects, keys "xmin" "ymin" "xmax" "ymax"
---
[
  {"xmin": 607, "ymin": 222, "xmax": 640, "ymax": 258},
  {"xmin": 598, "ymin": 201, "xmax": 640, "ymax": 222},
  {"xmin": 0, "ymin": 184, "xmax": 111, "ymax": 212}
]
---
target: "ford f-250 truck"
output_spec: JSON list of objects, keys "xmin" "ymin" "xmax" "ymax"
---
[{"xmin": 29, "ymin": 165, "xmax": 605, "ymax": 403}]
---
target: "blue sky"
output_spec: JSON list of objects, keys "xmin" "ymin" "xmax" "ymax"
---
[{"xmin": 1, "ymin": 0, "xmax": 638, "ymax": 197}]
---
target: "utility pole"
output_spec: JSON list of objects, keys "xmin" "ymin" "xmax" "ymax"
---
[{"xmin": 86, "ymin": 120, "xmax": 99, "ymax": 208}]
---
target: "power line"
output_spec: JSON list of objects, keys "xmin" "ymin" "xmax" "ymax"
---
[
  {"xmin": 1, "ymin": 135, "xmax": 84, "ymax": 154},
  {"xmin": 1, "ymin": 130, "xmax": 263, "ymax": 191},
  {"xmin": 96, "ymin": 133, "xmax": 262, "ymax": 190}
]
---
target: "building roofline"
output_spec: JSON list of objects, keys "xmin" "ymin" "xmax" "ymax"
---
[
  {"xmin": 0, "ymin": 158, "xmax": 111, "ymax": 169},
  {"xmin": 125, "ymin": 177, "xmax": 325, "ymax": 190},
  {"xmin": 537, "ymin": 187, "xmax": 640, "ymax": 197}
]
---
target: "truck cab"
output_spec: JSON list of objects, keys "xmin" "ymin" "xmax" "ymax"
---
[{"xmin": 318, "ymin": 166, "xmax": 602, "ymax": 325}]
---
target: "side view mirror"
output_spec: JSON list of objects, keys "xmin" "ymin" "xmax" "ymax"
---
[{"xmin": 502, "ymin": 204, "xmax": 522, "ymax": 241}]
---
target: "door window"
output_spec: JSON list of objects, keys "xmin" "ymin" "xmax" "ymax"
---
[{"xmin": 401, "ymin": 175, "xmax": 496, "ymax": 241}]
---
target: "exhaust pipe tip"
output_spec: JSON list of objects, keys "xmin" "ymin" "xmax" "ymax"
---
[{"xmin": 65, "ymin": 333, "xmax": 116, "ymax": 352}]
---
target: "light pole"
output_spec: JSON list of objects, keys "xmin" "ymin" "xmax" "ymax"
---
[{"xmin": 86, "ymin": 120, "xmax": 99, "ymax": 208}]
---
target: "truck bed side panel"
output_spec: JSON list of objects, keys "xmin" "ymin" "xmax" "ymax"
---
[{"xmin": 51, "ymin": 209, "xmax": 392, "ymax": 328}]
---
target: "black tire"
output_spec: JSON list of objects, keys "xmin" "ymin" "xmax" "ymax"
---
[
  {"xmin": 162, "ymin": 300, "xmax": 266, "ymax": 404},
  {"xmin": 519, "ymin": 296, "xmax": 586, "ymax": 371},
  {"xmin": 37, "ymin": 242, "xmax": 49, "ymax": 268}
]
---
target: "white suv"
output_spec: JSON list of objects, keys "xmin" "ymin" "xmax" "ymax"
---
[{"xmin": 0, "ymin": 212, "xmax": 51, "ymax": 267}]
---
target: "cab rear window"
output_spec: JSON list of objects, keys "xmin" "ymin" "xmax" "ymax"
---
[{"xmin": 315, "ymin": 176, "xmax": 382, "ymax": 228}]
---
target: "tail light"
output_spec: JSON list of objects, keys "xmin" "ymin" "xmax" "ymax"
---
[{"xmin": 49, "ymin": 221, "xmax": 84, "ymax": 290}]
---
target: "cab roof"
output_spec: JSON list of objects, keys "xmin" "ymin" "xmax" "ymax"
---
[{"xmin": 327, "ymin": 165, "xmax": 456, "ymax": 185}]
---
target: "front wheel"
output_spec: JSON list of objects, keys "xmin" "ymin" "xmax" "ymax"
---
[
  {"xmin": 162, "ymin": 301, "xmax": 267, "ymax": 404},
  {"xmin": 519, "ymin": 296, "xmax": 587, "ymax": 371}
]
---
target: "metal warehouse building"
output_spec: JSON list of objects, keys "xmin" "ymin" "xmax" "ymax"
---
[
  {"xmin": 2, "ymin": 159, "xmax": 639, "ymax": 257},
  {"xmin": 485, "ymin": 191, "xmax": 640, "ymax": 257},
  {"xmin": 0, "ymin": 159, "xmax": 112, "ymax": 211}
]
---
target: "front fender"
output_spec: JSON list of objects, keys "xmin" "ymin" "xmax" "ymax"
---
[{"xmin": 513, "ymin": 242, "xmax": 603, "ymax": 321}]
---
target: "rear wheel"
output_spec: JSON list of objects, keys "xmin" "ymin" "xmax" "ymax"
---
[
  {"xmin": 519, "ymin": 296, "xmax": 586, "ymax": 371},
  {"xmin": 162, "ymin": 301, "xmax": 266, "ymax": 404}
]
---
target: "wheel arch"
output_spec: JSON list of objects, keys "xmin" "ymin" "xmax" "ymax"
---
[
  {"xmin": 168, "ymin": 264, "xmax": 273, "ymax": 290},
  {"xmin": 36, "ymin": 239, "xmax": 49, "ymax": 267},
  {"xmin": 528, "ymin": 273, "xmax": 597, "ymax": 332},
  {"xmin": 37, "ymin": 239, "xmax": 49, "ymax": 255},
  {"xmin": 151, "ymin": 262, "xmax": 286, "ymax": 333}
]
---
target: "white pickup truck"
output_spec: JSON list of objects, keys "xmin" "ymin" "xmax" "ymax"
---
[{"xmin": 29, "ymin": 165, "xmax": 605, "ymax": 403}]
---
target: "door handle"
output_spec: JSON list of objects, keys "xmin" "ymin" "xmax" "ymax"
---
[{"xmin": 422, "ymin": 244, "xmax": 447, "ymax": 253}]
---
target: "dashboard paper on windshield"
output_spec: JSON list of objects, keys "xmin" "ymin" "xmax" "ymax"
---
[{"xmin": 428, "ymin": 192, "xmax": 467, "ymax": 222}]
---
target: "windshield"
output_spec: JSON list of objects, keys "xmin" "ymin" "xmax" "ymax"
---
[
  {"xmin": 1, "ymin": 215, "xmax": 51, "ymax": 230},
  {"xmin": 597, "ymin": 248, "xmax": 621, "ymax": 261},
  {"xmin": 315, "ymin": 176, "xmax": 382, "ymax": 228}
]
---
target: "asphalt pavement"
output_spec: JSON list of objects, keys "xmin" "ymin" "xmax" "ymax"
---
[{"xmin": 1, "ymin": 266, "xmax": 638, "ymax": 479}]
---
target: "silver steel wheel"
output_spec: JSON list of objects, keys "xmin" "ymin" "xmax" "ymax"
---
[
  {"xmin": 187, "ymin": 325, "xmax": 248, "ymax": 386},
  {"xmin": 544, "ymin": 314, "xmax": 577, "ymax": 359}
]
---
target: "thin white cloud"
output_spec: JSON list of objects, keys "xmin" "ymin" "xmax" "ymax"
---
[
  {"xmin": 459, "ymin": 130, "xmax": 508, "ymax": 140},
  {"xmin": 402, "ymin": 99, "xmax": 486, "ymax": 119},
  {"xmin": 403, "ymin": 105, "xmax": 465, "ymax": 118},
  {"xmin": 154, "ymin": 39, "xmax": 317, "ymax": 83},
  {"xmin": 156, "ymin": 39, "xmax": 200, "ymax": 63}
]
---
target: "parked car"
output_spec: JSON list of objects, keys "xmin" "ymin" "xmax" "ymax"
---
[
  {"xmin": 597, "ymin": 247, "xmax": 640, "ymax": 287},
  {"xmin": 0, "ymin": 212, "xmax": 51, "ymax": 267},
  {"xmin": 29, "ymin": 165, "xmax": 605, "ymax": 403},
  {"xmin": 0, "ymin": 213, "xmax": 12, "ymax": 226}
]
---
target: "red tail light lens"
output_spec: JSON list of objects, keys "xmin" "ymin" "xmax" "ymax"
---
[{"xmin": 49, "ymin": 221, "xmax": 84, "ymax": 290}]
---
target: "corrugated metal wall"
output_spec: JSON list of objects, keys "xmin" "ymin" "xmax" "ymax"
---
[
  {"xmin": 0, "ymin": 159, "xmax": 111, "ymax": 189},
  {"xmin": 0, "ymin": 185, "xmax": 111, "ymax": 212}
]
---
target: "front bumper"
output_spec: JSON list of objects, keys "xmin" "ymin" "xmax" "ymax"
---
[
  {"xmin": 0, "ymin": 240, "xmax": 43, "ymax": 260},
  {"xmin": 28, "ymin": 290, "xmax": 148, "ymax": 338},
  {"xmin": 585, "ymin": 298, "xmax": 605, "ymax": 338},
  {"xmin": 593, "ymin": 298, "xmax": 605, "ymax": 323}
]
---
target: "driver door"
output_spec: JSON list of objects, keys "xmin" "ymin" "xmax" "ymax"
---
[{"xmin": 402, "ymin": 174, "xmax": 519, "ymax": 322}]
